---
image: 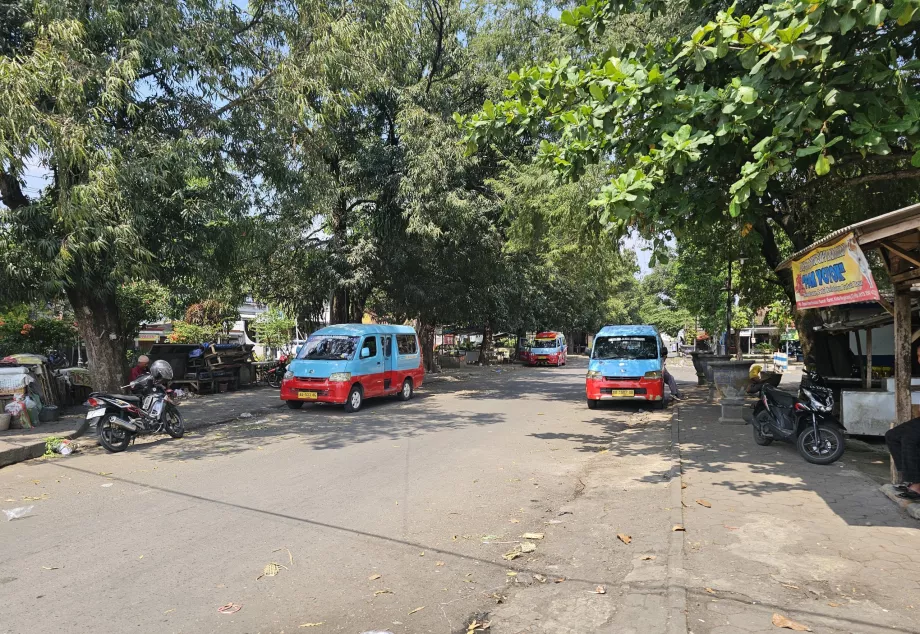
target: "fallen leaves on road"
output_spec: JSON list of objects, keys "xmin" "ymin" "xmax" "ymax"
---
[
  {"xmin": 641, "ymin": 555, "xmax": 657, "ymax": 561},
  {"xmin": 827, "ymin": 602, "xmax": 841, "ymax": 608},
  {"xmin": 97, "ymin": 472, "xmax": 112, "ymax": 476},
  {"xmin": 521, "ymin": 532, "xmax": 544, "ymax": 540},
  {"xmin": 554, "ymin": 577, "xmax": 566, "ymax": 583},
  {"xmin": 369, "ymin": 574, "xmax": 381, "ymax": 581},
  {"xmin": 502, "ymin": 549, "xmax": 522, "ymax": 561},
  {"xmin": 781, "ymin": 583, "xmax": 799, "ymax": 590},
  {"xmin": 534, "ymin": 574, "xmax": 547, "ymax": 583},
  {"xmin": 681, "ymin": 482, "xmax": 687, "ymax": 489},
  {"xmin": 506, "ymin": 571, "xmax": 517, "ymax": 577},
  {"xmin": 724, "ymin": 525, "xmax": 739, "ymax": 531},
  {"xmin": 771, "ymin": 613, "xmax": 811, "ymax": 631},
  {"xmin": 22, "ymin": 494, "xmax": 49, "ymax": 501},
  {"xmin": 696, "ymin": 499, "xmax": 712, "ymax": 508},
  {"xmin": 217, "ymin": 603, "xmax": 242, "ymax": 614},
  {"xmin": 373, "ymin": 589, "xmax": 393, "ymax": 597},
  {"xmin": 101, "ymin": 483, "xmax": 113, "ymax": 488},
  {"xmin": 41, "ymin": 566, "xmax": 60, "ymax": 570},
  {"xmin": 705, "ymin": 588, "xmax": 715, "ymax": 594},
  {"xmin": 520, "ymin": 542, "xmax": 536, "ymax": 553},
  {"xmin": 436, "ymin": 561, "xmax": 445, "ymax": 566},
  {"xmin": 408, "ymin": 607, "xmax": 425, "ymax": 616},
  {"xmin": 467, "ymin": 619, "xmax": 491, "ymax": 632},
  {"xmin": 272, "ymin": 547, "xmax": 294, "ymax": 566},
  {"xmin": 299, "ymin": 623, "xmax": 324, "ymax": 628},
  {"xmin": 509, "ymin": 518, "xmax": 520, "ymax": 523},
  {"xmin": 592, "ymin": 586, "xmax": 607, "ymax": 594},
  {"xmin": 257, "ymin": 562, "xmax": 287, "ymax": 580},
  {"xmin": 672, "ymin": 525, "xmax": 685, "ymax": 532},
  {"xmin": 617, "ymin": 534, "xmax": 632, "ymax": 545}
]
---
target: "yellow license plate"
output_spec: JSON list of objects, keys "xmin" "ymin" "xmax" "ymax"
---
[
  {"xmin": 538, "ymin": 356, "xmax": 548, "ymax": 360},
  {"xmin": 298, "ymin": 391, "xmax": 318, "ymax": 399},
  {"xmin": 610, "ymin": 390, "xmax": 634, "ymax": 397}
]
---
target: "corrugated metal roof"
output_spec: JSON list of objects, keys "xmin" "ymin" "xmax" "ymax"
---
[{"xmin": 776, "ymin": 202, "xmax": 920, "ymax": 271}]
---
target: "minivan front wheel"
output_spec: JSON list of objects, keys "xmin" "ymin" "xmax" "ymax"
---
[
  {"xmin": 399, "ymin": 378, "xmax": 414, "ymax": 401},
  {"xmin": 344, "ymin": 385, "xmax": 363, "ymax": 413}
]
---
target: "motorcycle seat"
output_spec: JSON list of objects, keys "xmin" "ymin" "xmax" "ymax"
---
[
  {"xmin": 119, "ymin": 394, "xmax": 142, "ymax": 404},
  {"xmin": 764, "ymin": 385, "xmax": 797, "ymax": 408}
]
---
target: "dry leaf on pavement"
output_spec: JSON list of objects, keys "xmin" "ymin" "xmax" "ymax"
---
[
  {"xmin": 509, "ymin": 518, "xmax": 520, "ymax": 523},
  {"xmin": 771, "ymin": 613, "xmax": 811, "ymax": 631},
  {"xmin": 520, "ymin": 542, "xmax": 536, "ymax": 553},
  {"xmin": 299, "ymin": 623, "xmax": 324, "ymax": 628},
  {"xmin": 617, "ymin": 533, "xmax": 632, "ymax": 545},
  {"xmin": 436, "ymin": 561, "xmax": 445, "ymax": 566},
  {"xmin": 408, "ymin": 606, "xmax": 425, "ymax": 615},
  {"xmin": 521, "ymin": 532, "xmax": 544, "ymax": 540},
  {"xmin": 467, "ymin": 619, "xmax": 491, "ymax": 632},
  {"xmin": 502, "ymin": 549, "xmax": 522, "ymax": 561},
  {"xmin": 368, "ymin": 574, "xmax": 381, "ymax": 580},
  {"xmin": 681, "ymin": 482, "xmax": 687, "ymax": 489},
  {"xmin": 641, "ymin": 555, "xmax": 657, "ymax": 561},
  {"xmin": 592, "ymin": 585, "xmax": 607, "ymax": 594},
  {"xmin": 257, "ymin": 562, "xmax": 286, "ymax": 580},
  {"xmin": 534, "ymin": 574, "xmax": 547, "ymax": 583},
  {"xmin": 373, "ymin": 589, "xmax": 393, "ymax": 596},
  {"xmin": 696, "ymin": 499, "xmax": 712, "ymax": 508},
  {"xmin": 705, "ymin": 588, "xmax": 715, "ymax": 594},
  {"xmin": 827, "ymin": 602, "xmax": 841, "ymax": 607},
  {"xmin": 554, "ymin": 577, "xmax": 566, "ymax": 583},
  {"xmin": 672, "ymin": 525, "xmax": 686, "ymax": 532}
]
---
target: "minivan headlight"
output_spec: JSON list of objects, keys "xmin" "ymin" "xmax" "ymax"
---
[
  {"xmin": 328, "ymin": 372, "xmax": 351, "ymax": 382},
  {"xmin": 283, "ymin": 370, "xmax": 294, "ymax": 380},
  {"xmin": 586, "ymin": 370, "xmax": 602, "ymax": 379},
  {"xmin": 644, "ymin": 371, "xmax": 662, "ymax": 379}
]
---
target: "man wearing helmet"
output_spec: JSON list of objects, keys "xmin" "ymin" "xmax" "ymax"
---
[{"xmin": 130, "ymin": 355, "xmax": 150, "ymax": 381}]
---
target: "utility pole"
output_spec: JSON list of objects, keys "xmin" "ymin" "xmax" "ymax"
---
[{"xmin": 726, "ymin": 258, "xmax": 732, "ymax": 357}]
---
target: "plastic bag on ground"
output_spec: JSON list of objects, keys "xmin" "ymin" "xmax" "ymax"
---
[{"xmin": 3, "ymin": 505, "xmax": 35, "ymax": 521}]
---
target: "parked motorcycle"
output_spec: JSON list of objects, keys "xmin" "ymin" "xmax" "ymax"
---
[
  {"xmin": 265, "ymin": 354, "xmax": 289, "ymax": 389},
  {"xmin": 76, "ymin": 360, "xmax": 185, "ymax": 453},
  {"xmin": 750, "ymin": 371, "xmax": 846, "ymax": 465},
  {"xmin": 46, "ymin": 349, "xmax": 69, "ymax": 370}
]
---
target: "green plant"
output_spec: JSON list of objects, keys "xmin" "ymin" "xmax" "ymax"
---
[
  {"xmin": 0, "ymin": 313, "xmax": 77, "ymax": 357},
  {"xmin": 167, "ymin": 321, "xmax": 219, "ymax": 344},
  {"xmin": 252, "ymin": 308, "xmax": 295, "ymax": 349},
  {"xmin": 43, "ymin": 436, "xmax": 66, "ymax": 458},
  {"xmin": 755, "ymin": 342, "xmax": 774, "ymax": 355}
]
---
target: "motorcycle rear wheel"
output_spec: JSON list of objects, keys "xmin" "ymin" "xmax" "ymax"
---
[
  {"xmin": 752, "ymin": 423, "xmax": 773, "ymax": 446},
  {"xmin": 98, "ymin": 419, "xmax": 131, "ymax": 453},
  {"xmin": 267, "ymin": 372, "xmax": 282, "ymax": 389},
  {"xmin": 797, "ymin": 424, "xmax": 845, "ymax": 465},
  {"xmin": 165, "ymin": 406, "xmax": 185, "ymax": 439}
]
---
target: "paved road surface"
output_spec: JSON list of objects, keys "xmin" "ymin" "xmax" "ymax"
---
[{"xmin": 0, "ymin": 359, "xmax": 685, "ymax": 634}]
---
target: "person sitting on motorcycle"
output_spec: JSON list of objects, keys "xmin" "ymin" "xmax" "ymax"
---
[
  {"xmin": 886, "ymin": 418, "xmax": 920, "ymax": 499},
  {"xmin": 130, "ymin": 355, "xmax": 150, "ymax": 381},
  {"xmin": 662, "ymin": 349, "xmax": 683, "ymax": 401}
]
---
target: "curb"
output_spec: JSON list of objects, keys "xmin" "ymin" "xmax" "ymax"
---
[
  {"xmin": 0, "ymin": 403, "xmax": 288, "ymax": 469},
  {"xmin": 667, "ymin": 406, "xmax": 689, "ymax": 634},
  {"xmin": 880, "ymin": 483, "xmax": 920, "ymax": 521}
]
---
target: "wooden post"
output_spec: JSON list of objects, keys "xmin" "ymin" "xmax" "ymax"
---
[
  {"xmin": 865, "ymin": 328, "xmax": 873, "ymax": 390},
  {"xmin": 893, "ymin": 290, "xmax": 911, "ymax": 483},
  {"xmin": 855, "ymin": 329, "xmax": 865, "ymax": 387}
]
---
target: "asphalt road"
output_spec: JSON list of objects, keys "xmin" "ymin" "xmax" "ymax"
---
[{"xmin": 0, "ymin": 358, "xmax": 684, "ymax": 634}]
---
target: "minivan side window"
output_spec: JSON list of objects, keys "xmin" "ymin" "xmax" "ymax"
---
[
  {"xmin": 383, "ymin": 335, "xmax": 392, "ymax": 358},
  {"xmin": 397, "ymin": 334, "xmax": 418, "ymax": 355},
  {"xmin": 362, "ymin": 336, "xmax": 378, "ymax": 358}
]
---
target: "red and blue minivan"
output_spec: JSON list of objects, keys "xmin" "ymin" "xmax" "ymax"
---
[
  {"xmin": 586, "ymin": 325, "xmax": 665, "ymax": 409},
  {"xmin": 281, "ymin": 324, "xmax": 424, "ymax": 413},
  {"xmin": 528, "ymin": 331, "xmax": 567, "ymax": 366}
]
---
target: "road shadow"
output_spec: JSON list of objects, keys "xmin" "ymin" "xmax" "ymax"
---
[{"xmin": 117, "ymin": 394, "xmax": 505, "ymax": 463}]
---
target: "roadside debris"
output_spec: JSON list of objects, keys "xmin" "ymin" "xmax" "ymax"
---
[
  {"xmin": 369, "ymin": 574, "xmax": 382, "ymax": 580},
  {"xmin": 373, "ymin": 589, "xmax": 393, "ymax": 597},
  {"xmin": 257, "ymin": 562, "xmax": 287, "ymax": 580},
  {"xmin": 592, "ymin": 585, "xmax": 607, "ymax": 594},
  {"xmin": 696, "ymin": 499, "xmax": 712, "ymax": 508},
  {"xmin": 299, "ymin": 623, "xmax": 324, "ymax": 628},
  {"xmin": 641, "ymin": 555, "xmax": 657, "ymax": 561},
  {"xmin": 467, "ymin": 619, "xmax": 491, "ymax": 632},
  {"xmin": 617, "ymin": 533, "xmax": 632, "ymax": 544},
  {"xmin": 407, "ymin": 607, "xmax": 425, "ymax": 616},
  {"xmin": 101, "ymin": 483, "xmax": 114, "ymax": 488},
  {"xmin": 771, "ymin": 613, "xmax": 811, "ymax": 631},
  {"xmin": 672, "ymin": 524, "xmax": 686, "ymax": 532},
  {"xmin": 3, "ymin": 505, "xmax": 34, "ymax": 521},
  {"xmin": 217, "ymin": 603, "xmax": 242, "ymax": 614},
  {"xmin": 240, "ymin": 412, "xmax": 252, "ymax": 418},
  {"xmin": 521, "ymin": 532, "xmax": 544, "ymax": 540},
  {"xmin": 272, "ymin": 547, "xmax": 294, "ymax": 566},
  {"xmin": 533, "ymin": 573, "xmax": 547, "ymax": 583}
]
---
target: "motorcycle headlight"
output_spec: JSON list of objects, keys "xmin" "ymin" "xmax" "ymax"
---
[
  {"xmin": 283, "ymin": 371, "xmax": 294, "ymax": 380},
  {"xmin": 586, "ymin": 370, "xmax": 602, "ymax": 379},
  {"xmin": 328, "ymin": 372, "xmax": 351, "ymax": 382},
  {"xmin": 644, "ymin": 371, "xmax": 662, "ymax": 379}
]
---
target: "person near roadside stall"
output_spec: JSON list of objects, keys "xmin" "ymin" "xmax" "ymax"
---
[
  {"xmin": 887, "ymin": 347, "xmax": 920, "ymax": 499},
  {"xmin": 662, "ymin": 349, "xmax": 682, "ymax": 401},
  {"xmin": 129, "ymin": 355, "xmax": 150, "ymax": 381}
]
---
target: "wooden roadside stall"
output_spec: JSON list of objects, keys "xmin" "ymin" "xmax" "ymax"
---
[{"xmin": 777, "ymin": 203, "xmax": 920, "ymax": 482}]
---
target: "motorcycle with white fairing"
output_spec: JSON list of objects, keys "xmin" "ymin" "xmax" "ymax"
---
[{"xmin": 75, "ymin": 360, "xmax": 185, "ymax": 453}]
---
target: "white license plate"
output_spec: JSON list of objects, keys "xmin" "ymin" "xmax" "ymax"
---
[{"xmin": 86, "ymin": 408, "xmax": 107, "ymax": 419}]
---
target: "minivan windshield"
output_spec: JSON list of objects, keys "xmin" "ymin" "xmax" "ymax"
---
[
  {"xmin": 593, "ymin": 336, "xmax": 658, "ymax": 360},
  {"xmin": 297, "ymin": 335, "xmax": 359, "ymax": 360},
  {"xmin": 533, "ymin": 338, "xmax": 558, "ymax": 349}
]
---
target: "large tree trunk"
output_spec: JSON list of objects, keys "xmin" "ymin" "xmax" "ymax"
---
[
  {"xmin": 478, "ymin": 319, "xmax": 493, "ymax": 366},
  {"xmin": 67, "ymin": 288, "xmax": 127, "ymax": 392},
  {"xmin": 330, "ymin": 288, "xmax": 348, "ymax": 324},
  {"xmin": 419, "ymin": 320, "xmax": 437, "ymax": 373},
  {"xmin": 329, "ymin": 180, "xmax": 349, "ymax": 325}
]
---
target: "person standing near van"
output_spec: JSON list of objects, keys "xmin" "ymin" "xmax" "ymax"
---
[{"xmin": 662, "ymin": 349, "xmax": 682, "ymax": 401}]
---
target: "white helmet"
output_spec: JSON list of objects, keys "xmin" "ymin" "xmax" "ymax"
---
[{"xmin": 149, "ymin": 359, "xmax": 174, "ymax": 381}]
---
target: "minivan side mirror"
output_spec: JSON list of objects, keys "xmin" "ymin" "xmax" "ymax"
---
[{"xmin": 361, "ymin": 347, "xmax": 371, "ymax": 358}]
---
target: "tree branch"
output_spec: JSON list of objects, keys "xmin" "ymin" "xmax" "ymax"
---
[
  {"xmin": 0, "ymin": 172, "xmax": 30, "ymax": 210},
  {"xmin": 213, "ymin": 68, "xmax": 277, "ymax": 118},
  {"xmin": 347, "ymin": 199, "xmax": 377, "ymax": 212}
]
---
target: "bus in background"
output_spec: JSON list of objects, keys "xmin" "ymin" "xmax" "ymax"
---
[
  {"xmin": 586, "ymin": 325, "xmax": 665, "ymax": 409},
  {"xmin": 528, "ymin": 331, "xmax": 567, "ymax": 366}
]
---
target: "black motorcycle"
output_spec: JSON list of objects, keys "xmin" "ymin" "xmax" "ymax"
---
[
  {"xmin": 750, "ymin": 371, "xmax": 846, "ymax": 465},
  {"xmin": 77, "ymin": 368, "xmax": 185, "ymax": 453},
  {"xmin": 265, "ymin": 354, "xmax": 289, "ymax": 389}
]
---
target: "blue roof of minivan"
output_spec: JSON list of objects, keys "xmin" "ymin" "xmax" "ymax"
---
[
  {"xmin": 311, "ymin": 324, "xmax": 417, "ymax": 337},
  {"xmin": 596, "ymin": 324, "xmax": 659, "ymax": 337}
]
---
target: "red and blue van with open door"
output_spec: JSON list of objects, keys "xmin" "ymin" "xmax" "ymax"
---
[
  {"xmin": 281, "ymin": 324, "xmax": 424, "ymax": 413},
  {"xmin": 586, "ymin": 325, "xmax": 665, "ymax": 409},
  {"xmin": 528, "ymin": 331, "xmax": 567, "ymax": 366}
]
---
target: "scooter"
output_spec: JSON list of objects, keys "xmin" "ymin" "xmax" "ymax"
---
[{"xmin": 749, "ymin": 371, "xmax": 846, "ymax": 465}]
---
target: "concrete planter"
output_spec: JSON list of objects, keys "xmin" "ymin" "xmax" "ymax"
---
[
  {"xmin": 698, "ymin": 354, "xmax": 730, "ymax": 402},
  {"xmin": 709, "ymin": 359, "xmax": 755, "ymax": 424},
  {"xmin": 689, "ymin": 352, "xmax": 713, "ymax": 386}
]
